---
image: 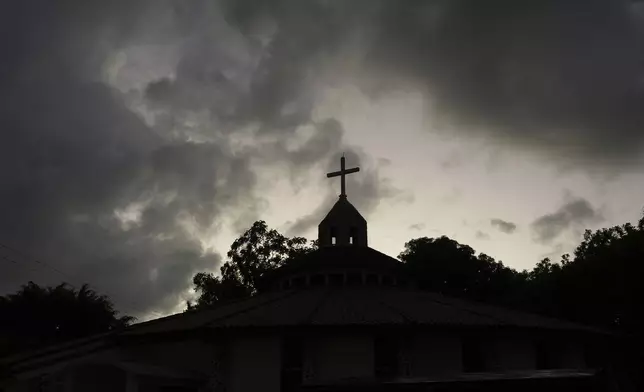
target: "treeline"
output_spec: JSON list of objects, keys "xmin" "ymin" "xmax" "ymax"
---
[
  {"xmin": 191, "ymin": 216, "xmax": 644, "ymax": 335},
  {"xmin": 0, "ymin": 283, "xmax": 134, "ymax": 356},
  {"xmin": 2, "ymin": 214, "xmax": 642, "ymax": 358}
]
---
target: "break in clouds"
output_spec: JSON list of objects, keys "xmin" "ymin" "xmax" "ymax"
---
[{"xmin": 1, "ymin": 0, "xmax": 643, "ymax": 315}]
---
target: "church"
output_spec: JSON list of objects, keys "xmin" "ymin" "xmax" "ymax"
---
[{"xmin": 0, "ymin": 157, "xmax": 612, "ymax": 391}]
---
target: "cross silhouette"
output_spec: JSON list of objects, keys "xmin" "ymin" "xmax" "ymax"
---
[{"xmin": 326, "ymin": 155, "xmax": 360, "ymax": 197}]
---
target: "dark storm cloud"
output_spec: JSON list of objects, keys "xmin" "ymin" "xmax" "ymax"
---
[
  {"xmin": 6, "ymin": 0, "xmax": 640, "ymax": 317},
  {"xmin": 0, "ymin": 1, "xmax": 265, "ymax": 316},
  {"xmin": 0, "ymin": 0, "xmax": 220, "ymax": 317},
  {"xmin": 490, "ymin": 219, "xmax": 518, "ymax": 234},
  {"xmin": 368, "ymin": 0, "xmax": 644, "ymax": 167},
  {"xmin": 531, "ymin": 198, "xmax": 604, "ymax": 244},
  {"xmin": 212, "ymin": 0, "xmax": 644, "ymax": 167},
  {"xmin": 143, "ymin": 0, "xmax": 366, "ymax": 133},
  {"xmin": 0, "ymin": 0, "xmax": 398, "ymax": 317}
]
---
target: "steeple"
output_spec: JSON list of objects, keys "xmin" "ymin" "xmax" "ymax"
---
[{"xmin": 318, "ymin": 155, "xmax": 368, "ymax": 247}]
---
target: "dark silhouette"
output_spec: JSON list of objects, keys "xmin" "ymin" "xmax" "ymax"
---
[
  {"xmin": 191, "ymin": 213, "xmax": 644, "ymax": 332},
  {"xmin": 188, "ymin": 220, "xmax": 316, "ymax": 310},
  {"xmin": 189, "ymin": 213, "xmax": 644, "ymax": 387},
  {"xmin": 398, "ymin": 236, "xmax": 526, "ymax": 307},
  {"xmin": 0, "ymin": 282, "xmax": 134, "ymax": 356}
]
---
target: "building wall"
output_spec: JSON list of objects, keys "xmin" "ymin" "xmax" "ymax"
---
[
  {"xmin": 121, "ymin": 338, "xmax": 218, "ymax": 374},
  {"xmin": 228, "ymin": 335, "xmax": 281, "ymax": 392},
  {"xmin": 409, "ymin": 333, "xmax": 463, "ymax": 378},
  {"xmin": 303, "ymin": 334, "xmax": 374, "ymax": 384},
  {"xmin": 559, "ymin": 341, "xmax": 586, "ymax": 369},
  {"xmin": 72, "ymin": 364, "xmax": 126, "ymax": 392},
  {"xmin": 486, "ymin": 337, "xmax": 536, "ymax": 371}
]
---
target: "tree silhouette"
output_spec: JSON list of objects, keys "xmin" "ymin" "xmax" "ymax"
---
[
  {"xmin": 188, "ymin": 214, "xmax": 644, "ymax": 335},
  {"xmin": 556, "ymin": 219, "xmax": 644, "ymax": 332},
  {"xmin": 398, "ymin": 236, "xmax": 526, "ymax": 306},
  {"xmin": 0, "ymin": 282, "xmax": 133, "ymax": 356},
  {"xmin": 189, "ymin": 221, "xmax": 316, "ymax": 309}
]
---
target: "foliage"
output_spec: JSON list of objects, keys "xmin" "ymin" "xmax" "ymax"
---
[
  {"xmin": 0, "ymin": 282, "xmax": 133, "ymax": 355},
  {"xmin": 399, "ymin": 236, "xmax": 526, "ymax": 306},
  {"xmin": 557, "ymin": 221, "xmax": 644, "ymax": 332},
  {"xmin": 190, "ymin": 212, "xmax": 644, "ymax": 334},
  {"xmin": 189, "ymin": 220, "xmax": 316, "ymax": 310},
  {"xmin": 399, "ymin": 213, "xmax": 644, "ymax": 336},
  {"xmin": 187, "ymin": 272, "xmax": 252, "ymax": 310}
]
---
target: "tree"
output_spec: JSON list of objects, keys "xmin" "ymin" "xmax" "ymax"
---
[
  {"xmin": 0, "ymin": 282, "xmax": 133, "ymax": 356},
  {"xmin": 399, "ymin": 236, "xmax": 525, "ymax": 306},
  {"xmin": 188, "ymin": 272, "xmax": 251, "ymax": 310},
  {"xmin": 189, "ymin": 221, "xmax": 316, "ymax": 310},
  {"xmin": 555, "ymin": 221, "xmax": 644, "ymax": 332},
  {"xmin": 545, "ymin": 215, "xmax": 644, "ymax": 389}
]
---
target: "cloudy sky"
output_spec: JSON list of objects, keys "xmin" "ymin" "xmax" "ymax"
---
[{"xmin": 2, "ymin": 0, "xmax": 644, "ymax": 319}]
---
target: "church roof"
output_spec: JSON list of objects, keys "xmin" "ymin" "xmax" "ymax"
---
[
  {"xmin": 319, "ymin": 196, "xmax": 366, "ymax": 225},
  {"xmin": 122, "ymin": 287, "xmax": 604, "ymax": 337},
  {"xmin": 2, "ymin": 287, "xmax": 606, "ymax": 374},
  {"xmin": 259, "ymin": 246, "xmax": 407, "ymax": 287}
]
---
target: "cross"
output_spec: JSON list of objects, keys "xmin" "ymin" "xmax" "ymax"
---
[{"xmin": 326, "ymin": 155, "xmax": 360, "ymax": 197}]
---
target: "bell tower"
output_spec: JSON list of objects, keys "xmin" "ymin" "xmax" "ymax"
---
[{"xmin": 318, "ymin": 156, "xmax": 368, "ymax": 247}]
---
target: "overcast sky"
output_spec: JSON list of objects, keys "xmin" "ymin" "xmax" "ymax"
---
[{"xmin": 1, "ymin": 0, "xmax": 644, "ymax": 320}]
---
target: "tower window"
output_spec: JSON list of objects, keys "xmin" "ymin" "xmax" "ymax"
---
[
  {"xmin": 349, "ymin": 226, "xmax": 358, "ymax": 245},
  {"xmin": 330, "ymin": 226, "xmax": 337, "ymax": 245},
  {"xmin": 332, "ymin": 236, "xmax": 337, "ymax": 245}
]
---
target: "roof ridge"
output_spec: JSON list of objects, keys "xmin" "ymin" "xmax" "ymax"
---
[
  {"xmin": 0, "ymin": 332, "xmax": 113, "ymax": 367},
  {"xmin": 376, "ymin": 290, "xmax": 415, "ymax": 324},
  {"xmin": 204, "ymin": 290, "xmax": 299, "ymax": 328},
  {"xmin": 417, "ymin": 292, "xmax": 508, "ymax": 325},
  {"xmin": 123, "ymin": 292, "xmax": 280, "ymax": 332},
  {"xmin": 417, "ymin": 292, "xmax": 602, "ymax": 331}
]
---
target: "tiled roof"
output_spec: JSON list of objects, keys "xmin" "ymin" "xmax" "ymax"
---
[
  {"xmin": 2, "ymin": 287, "xmax": 604, "ymax": 372},
  {"xmin": 121, "ymin": 290, "xmax": 292, "ymax": 336},
  {"xmin": 207, "ymin": 288, "xmax": 601, "ymax": 332},
  {"xmin": 123, "ymin": 287, "xmax": 602, "ymax": 334},
  {"xmin": 260, "ymin": 246, "xmax": 409, "ymax": 287}
]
